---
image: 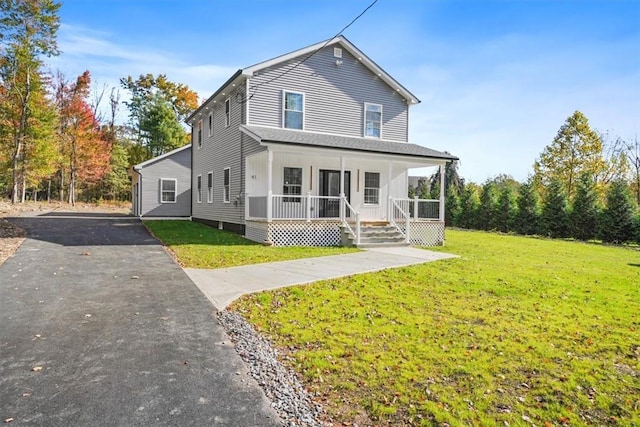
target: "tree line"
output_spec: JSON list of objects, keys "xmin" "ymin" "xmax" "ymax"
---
[
  {"xmin": 0, "ymin": 0, "xmax": 197, "ymax": 204},
  {"xmin": 411, "ymin": 111, "xmax": 640, "ymax": 245}
]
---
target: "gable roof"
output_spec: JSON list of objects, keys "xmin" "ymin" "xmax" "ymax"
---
[
  {"xmin": 187, "ymin": 36, "xmax": 419, "ymax": 123},
  {"xmin": 242, "ymin": 36, "xmax": 420, "ymax": 105},
  {"xmin": 132, "ymin": 144, "xmax": 192, "ymax": 171},
  {"xmin": 240, "ymin": 125, "xmax": 457, "ymax": 162}
]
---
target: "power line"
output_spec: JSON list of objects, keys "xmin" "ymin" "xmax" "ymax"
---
[{"xmin": 245, "ymin": 0, "xmax": 379, "ymax": 101}]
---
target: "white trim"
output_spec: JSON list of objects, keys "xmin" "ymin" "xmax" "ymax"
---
[
  {"xmin": 245, "ymin": 78, "xmax": 251, "ymax": 125},
  {"xmin": 207, "ymin": 171, "xmax": 213, "ymax": 203},
  {"xmin": 196, "ymin": 174, "xmax": 202, "ymax": 203},
  {"xmin": 197, "ymin": 120, "xmax": 203, "ymax": 149},
  {"xmin": 224, "ymin": 98, "xmax": 231, "ymax": 127},
  {"xmin": 282, "ymin": 166, "xmax": 303, "ymax": 203},
  {"xmin": 364, "ymin": 103, "xmax": 383, "ymax": 139},
  {"xmin": 133, "ymin": 144, "xmax": 191, "ymax": 170},
  {"xmin": 160, "ymin": 178, "xmax": 178, "ymax": 204},
  {"xmin": 208, "ymin": 112, "xmax": 214, "ymax": 137},
  {"xmin": 223, "ymin": 167, "xmax": 231, "ymax": 203},
  {"xmin": 242, "ymin": 36, "xmax": 420, "ymax": 105},
  {"xmin": 282, "ymin": 90, "xmax": 305, "ymax": 130}
]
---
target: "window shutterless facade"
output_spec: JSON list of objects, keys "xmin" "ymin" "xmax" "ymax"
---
[
  {"xmin": 207, "ymin": 172, "xmax": 213, "ymax": 203},
  {"xmin": 364, "ymin": 103, "xmax": 382, "ymax": 138},
  {"xmin": 223, "ymin": 167, "xmax": 230, "ymax": 203},
  {"xmin": 364, "ymin": 172, "xmax": 380, "ymax": 204},
  {"xmin": 160, "ymin": 178, "xmax": 177, "ymax": 203},
  {"xmin": 197, "ymin": 120, "xmax": 203, "ymax": 148},
  {"xmin": 208, "ymin": 112, "xmax": 213, "ymax": 136},
  {"xmin": 225, "ymin": 98, "xmax": 231, "ymax": 127},
  {"xmin": 283, "ymin": 91, "xmax": 304, "ymax": 130},
  {"xmin": 283, "ymin": 167, "xmax": 302, "ymax": 202},
  {"xmin": 196, "ymin": 175, "xmax": 202, "ymax": 203}
]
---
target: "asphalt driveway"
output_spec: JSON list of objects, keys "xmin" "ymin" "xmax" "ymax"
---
[{"xmin": 0, "ymin": 212, "xmax": 281, "ymax": 426}]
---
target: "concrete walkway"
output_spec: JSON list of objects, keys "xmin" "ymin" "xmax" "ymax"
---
[{"xmin": 185, "ymin": 246, "xmax": 458, "ymax": 310}]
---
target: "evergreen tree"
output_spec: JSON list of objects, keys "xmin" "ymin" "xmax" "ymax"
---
[
  {"xmin": 458, "ymin": 184, "xmax": 480, "ymax": 229},
  {"xmin": 515, "ymin": 179, "xmax": 541, "ymax": 235},
  {"xmin": 541, "ymin": 178, "xmax": 569, "ymax": 238},
  {"xmin": 478, "ymin": 181, "xmax": 499, "ymax": 230},
  {"xmin": 496, "ymin": 185, "xmax": 517, "ymax": 232},
  {"xmin": 445, "ymin": 184, "xmax": 460, "ymax": 226},
  {"xmin": 570, "ymin": 174, "xmax": 600, "ymax": 240},
  {"xmin": 599, "ymin": 180, "xmax": 637, "ymax": 243}
]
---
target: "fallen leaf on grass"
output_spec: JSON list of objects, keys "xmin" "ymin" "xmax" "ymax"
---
[{"xmin": 4, "ymin": 418, "xmax": 14, "ymax": 423}]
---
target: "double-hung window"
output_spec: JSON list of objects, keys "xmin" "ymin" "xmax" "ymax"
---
[
  {"xmin": 364, "ymin": 172, "xmax": 380, "ymax": 204},
  {"xmin": 196, "ymin": 175, "xmax": 202, "ymax": 203},
  {"xmin": 283, "ymin": 167, "xmax": 302, "ymax": 202},
  {"xmin": 283, "ymin": 91, "xmax": 303, "ymax": 130},
  {"xmin": 364, "ymin": 103, "xmax": 382, "ymax": 138},
  {"xmin": 197, "ymin": 120, "xmax": 203, "ymax": 148},
  {"xmin": 160, "ymin": 178, "xmax": 177, "ymax": 203},
  {"xmin": 207, "ymin": 172, "xmax": 213, "ymax": 203},
  {"xmin": 225, "ymin": 99, "xmax": 231, "ymax": 127},
  {"xmin": 223, "ymin": 168, "xmax": 230, "ymax": 203},
  {"xmin": 208, "ymin": 112, "xmax": 213, "ymax": 137}
]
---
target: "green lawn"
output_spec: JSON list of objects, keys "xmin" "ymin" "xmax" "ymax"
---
[
  {"xmin": 231, "ymin": 230, "xmax": 640, "ymax": 426},
  {"xmin": 144, "ymin": 220, "xmax": 358, "ymax": 268}
]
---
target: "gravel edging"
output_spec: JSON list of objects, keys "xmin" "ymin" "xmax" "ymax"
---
[{"xmin": 216, "ymin": 310, "xmax": 330, "ymax": 427}]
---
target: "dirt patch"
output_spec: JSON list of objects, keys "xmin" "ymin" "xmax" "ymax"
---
[{"xmin": 0, "ymin": 200, "xmax": 131, "ymax": 265}]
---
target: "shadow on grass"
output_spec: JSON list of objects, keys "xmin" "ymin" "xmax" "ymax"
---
[{"xmin": 629, "ymin": 263, "xmax": 640, "ymax": 268}]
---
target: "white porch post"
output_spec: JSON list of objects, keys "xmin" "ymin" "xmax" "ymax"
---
[
  {"xmin": 245, "ymin": 193, "xmax": 250, "ymax": 220},
  {"xmin": 267, "ymin": 150, "xmax": 273, "ymax": 221},
  {"xmin": 439, "ymin": 163, "xmax": 446, "ymax": 222},
  {"xmin": 387, "ymin": 160, "xmax": 393, "ymax": 221},
  {"xmin": 339, "ymin": 156, "xmax": 345, "ymax": 221},
  {"xmin": 306, "ymin": 192, "xmax": 312, "ymax": 222}
]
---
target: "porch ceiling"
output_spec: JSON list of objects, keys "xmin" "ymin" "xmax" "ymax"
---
[{"xmin": 240, "ymin": 125, "xmax": 458, "ymax": 163}]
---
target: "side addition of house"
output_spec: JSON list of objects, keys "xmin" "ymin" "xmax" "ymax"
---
[
  {"xmin": 131, "ymin": 144, "xmax": 192, "ymax": 218},
  {"xmin": 186, "ymin": 36, "xmax": 457, "ymax": 247}
]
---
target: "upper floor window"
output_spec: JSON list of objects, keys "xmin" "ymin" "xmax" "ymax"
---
[
  {"xmin": 160, "ymin": 178, "xmax": 177, "ymax": 203},
  {"xmin": 197, "ymin": 120, "xmax": 203, "ymax": 148},
  {"xmin": 208, "ymin": 112, "xmax": 213, "ymax": 136},
  {"xmin": 225, "ymin": 98, "xmax": 231, "ymax": 127},
  {"xmin": 283, "ymin": 167, "xmax": 302, "ymax": 202},
  {"xmin": 364, "ymin": 103, "xmax": 382, "ymax": 138},
  {"xmin": 283, "ymin": 91, "xmax": 304, "ymax": 130}
]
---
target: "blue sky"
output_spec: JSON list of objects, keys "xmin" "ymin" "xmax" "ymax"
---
[{"xmin": 52, "ymin": 0, "xmax": 640, "ymax": 183}]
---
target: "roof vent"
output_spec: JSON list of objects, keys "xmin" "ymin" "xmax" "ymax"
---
[{"xmin": 333, "ymin": 47, "xmax": 342, "ymax": 58}]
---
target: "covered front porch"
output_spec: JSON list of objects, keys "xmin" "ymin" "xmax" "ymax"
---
[{"xmin": 243, "ymin": 144, "xmax": 448, "ymax": 247}]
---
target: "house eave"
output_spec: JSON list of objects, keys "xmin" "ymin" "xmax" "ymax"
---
[
  {"xmin": 133, "ymin": 144, "xmax": 192, "ymax": 170},
  {"xmin": 186, "ymin": 70, "xmax": 244, "ymax": 124}
]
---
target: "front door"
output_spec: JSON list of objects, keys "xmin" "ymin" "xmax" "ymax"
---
[{"xmin": 319, "ymin": 169, "xmax": 350, "ymax": 218}]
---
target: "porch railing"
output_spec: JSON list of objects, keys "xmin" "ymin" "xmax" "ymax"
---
[
  {"xmin": 391, "ymin": 197, "xmax": 440, "ymax": 220},
  {"xmin": 389, "ymin": 198, "xmax": 410, "ymax": 244},
  {"xmin": 247, "ymin": 193, "xmax": 344, "ymax": 220},
  {"xmin": 341, "ymin": 197, "xmax": 361, "ymax": 246}
]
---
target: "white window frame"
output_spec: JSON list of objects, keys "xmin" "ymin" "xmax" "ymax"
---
[
  {"xmin": 364, "ymin": 171, "xmax": 380, "ymax": 205},
  {"xmin": 225, "ymin": 98, "xmax": 231, "ymax": 127},
  {"xmin": 208, "ymin": 112, "xmax": 213, "ymax": 137},
  {"xmin": 223, "ymin": 167, "xmax": 231, "ymax": 203},
  {"xmin": 160, "ymin": 178, "xmax": 177, "ymax": 204},
  {"xmin": 283, "ymin": 166, "xmax": 302, "ymax": 203},
  {"xmin": 207, "ymin": 171, "xmax": 213, "ymax": 203},
  {"xmin": 196, "ymin": 175, "xmax": 202, "ymax": 203},
  {"xmin": 282, "ymin": 90, "xmax": 304, "ymax": 130},
  {"xmin": 197, "ymin": 120, "xmax": 203, "ymax": 148},
  {"xmin": 364, "ymin": 103, "xmax": 382, "ymax": 138}
]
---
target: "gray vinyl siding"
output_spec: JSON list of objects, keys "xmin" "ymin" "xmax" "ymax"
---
[
  {"xmin": 190, "ymin": 85, "xmax": 265, "ymax": 226},
  {"xmin": 247, "ymin": 46, "xmax": 409, "ymax": 142},
  {"xmin": 137, "ymin": 147, "xmax": 191, "ymax": 217}
]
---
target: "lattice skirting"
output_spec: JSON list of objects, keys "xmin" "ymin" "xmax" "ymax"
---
[
  {"xmin": 398, "ymin": 221, "xmax": 445, "ymax": 246},
  {"xmin": 245, "ymin": 220, "xmax": 342, "ymax": 246}
]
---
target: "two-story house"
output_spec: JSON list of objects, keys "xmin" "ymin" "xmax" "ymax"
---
[{"xmin": 186, "ymin": 36, "xmax": 457, "ymax": 247}]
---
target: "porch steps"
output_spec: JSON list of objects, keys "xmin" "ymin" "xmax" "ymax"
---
[{"xmin": 342, "ymin": 224, "xmax": 409, "ymax": 248}]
